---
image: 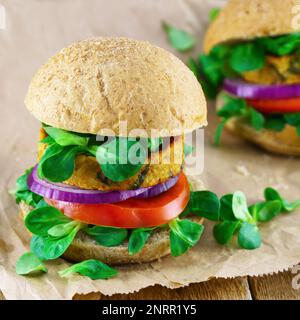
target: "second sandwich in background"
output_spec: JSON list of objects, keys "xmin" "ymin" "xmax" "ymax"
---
[{"xmin": 201, "ymin": 0, "xmax": 300, "ymax": 156}]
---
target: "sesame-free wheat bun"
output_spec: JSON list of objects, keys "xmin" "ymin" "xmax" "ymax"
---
[
  {"xmin": 25, "ymin": 37, "xmax": 207, "ymax": 137},
  {"xmin": 204, "ymin": 0, "xmax": 298, "ymax": 54}
]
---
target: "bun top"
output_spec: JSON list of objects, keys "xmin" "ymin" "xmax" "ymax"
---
[
  {"xmin": 204, "ymin": 0, "xmax": 298, "ymax": 54},
  {"xmin": 25, "ymin": 37, "xmax": 207, "ymax": 137}
]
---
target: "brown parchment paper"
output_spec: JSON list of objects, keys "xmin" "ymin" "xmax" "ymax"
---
[{"xmin": 1, "ymin": 0, "xmax": 300, "ymax": 300}]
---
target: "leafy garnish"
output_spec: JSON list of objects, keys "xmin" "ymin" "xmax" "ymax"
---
[
  {"xmin": 187, "ymin": 191, "xmax": 220, "ymax": 221},
  {"xmin": 258, "ymin": 33, "xmax": 300, "ymax": 56},
  {"xmin": 193, "ymin": 188, "xmax": 300, "ymax": 250},
  {"xmin": 232, "ymin": 191, "xmax": 253, "ymax": 222},
  {"xmin": 48, "ymin": 221, "xmax": 81, "ymax": 238},
  {"xmin": 16, "ymin": 252, "xmax": 47, "ymax": 275},
  {"xmin": 39, "ymin": 145, "xmax": 85, "ymax": 182},
  {"xmin": 58, "ymin": 259, "xmax": 118, "ymax": 280},
  {"xmin": 249, "ymin": 108, "xmax": 265, "ymax": 130},
  {"xmin": 39, "ymin": 127, "xmax": 163, "ymax": 183},
  {"xmin": 237, "ymin": 222, "xmax": 261, "ymax": 250},
  {"xmin": 96, "ymin": 137, "xmax": 147, "ymax": 182},
  {"xmin": 229, "ymin": 43, "xmax": 265, "ymax": 73},
  {"xmin": 85, "ymin": 225, "xmax": 128, "ymax": 247},
  {"xmin": 25, "ymin": 206, "xmax": 72, "ymax": 236},
  {"xmin": 43, "ymin": 127, "xmax": 89, "ymax": 147},
  {"xmin": 219, "ymin": 194, "xmax": 235, "ymax": 221},
  {"xmin": 264, "ymin": 115, "xmax": 286, "ymax": 132},
  {"xmin": 25, "ymin": 205, "xmax": 85, "ymax": 260},
  {"xmin": 284, "ymin": 113, "xmax": 300, "ymax": 127},
  {"xmin": 30, "ymin": 225, "xmax": 81, "ymax": 261},
  {"xmin": 187, "ymin": 57, "xmax": 219, "ymax": 99},
  {"xmin": 264, "ymin": 188, "xmax": 300, "ymax": 212},
  {"xmin": 169, "ymin": 218, "xmax": 204, "ymax": 257},
  {"xmin": 214, "ymin": 119, "xmax": 227, "ymax": 146},
  {"xmin": 128, "ymin": 227, "xmax": 154, "ymax": 255},
  {"xmin": 213, "ymin": 221, "xmax": 240, "ymax": 245},
  {"xmin": 162, "ymin": 22, "xmax": 195, "ymax": 52},
  {"xmin": 249, "ymin": 200, "xmax": 282, "ymax": 222},
  {"xmin": 12, "ymin": 168, "xmax": 43, "ymax": 207},
  {"xmin": 190, "ymin": 32, "xmax": 300, "ymax": 100},
  {"xmin": 184, "ymin": 144, "xmax": 195, "ymax": 157},
  {"xmin": 209, "ymin": 8, "xmax": 220, "ymax": 22}
]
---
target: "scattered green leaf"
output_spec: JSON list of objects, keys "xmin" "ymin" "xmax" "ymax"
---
[
  {"xmin": 253, "ymin": 200, "xmax": 282, "ymax": 222},
  {"xmin": 214, "ymin": 119, "xmax": 227, "ymax": 146},
  {"xmin": 209, "ymin": 8, "xmax": 220, "ymax": 22},
  {"xmin": 188, "ymin": 191, "xmax": 220, "ymax": 221},
  {"xmin": 219, "ymin": 194, "xmax": 236, "ymax": 221},
  {"xmin": 237, "ymin": 222, "xmax": 261, "ymax": 250},
  {"xmin": 16, "ymin": 252, "xmax": 47, "ymax": 275},
  {"xmin": 232, "ymin": 191, "xmax": 252, "ymax": 222},
  {"xmin": 264, "ymin": 187, "xmax": 300, "ymax": 212},
  {"xmin": 213, "ymin": 221, "xmax": 240, "ymax": 245},
  {"xmin": 59, "ymin": 259, "xmax": 118, "ymax": 280},
  {"xmin": 162, "ymin": 22, "xmax": 195, "ymax": 52}
]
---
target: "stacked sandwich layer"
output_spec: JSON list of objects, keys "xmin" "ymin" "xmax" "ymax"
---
[
  {"xmin": 14, "ymin": 37, "xmax": 207, "ymax": 265},
  {"xmin": 16, "ymin": 126, "xmax": 201, "ymax": 264}
]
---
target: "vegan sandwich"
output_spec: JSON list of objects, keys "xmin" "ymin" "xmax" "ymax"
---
[
  {"xmin": 14, "ymin": 37, "xmax": 208, "ymax": 268},
  {"xmin": 200, "ymin": 0, "xmax": 300, "ymax": 155}
]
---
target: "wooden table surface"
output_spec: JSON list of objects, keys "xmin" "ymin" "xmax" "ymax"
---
[
  {"xmin": 72, "ymin": 269, "xmax": 300, "ymax": 300},
  {"xmin": 1, "ymin": 269, "xmax": 299, "ymax": 300}
]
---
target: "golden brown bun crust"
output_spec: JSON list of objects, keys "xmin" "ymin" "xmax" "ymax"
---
[
  {"xmin": 19, "ymin": 201, "xmax": 204, "ymax": 265},
  {"xmin": 216, "ymin": 94, "xmax": 300, "ymax": 156},
  {"xmin": 204, "ymin": 0, "xmax": 298, "ymax": 53},
  {"xmin": 25, "ymin": 37, "xmax": 207, "ymax": 137}
]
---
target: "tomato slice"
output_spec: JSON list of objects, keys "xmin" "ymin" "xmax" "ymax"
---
[
  {"xmin": 247, "ymin": 97, "xmax": 300, "ymax": 114},
  {"xmin": 45, "ymin": 173, "xmax": 190, "ymax": 229}
]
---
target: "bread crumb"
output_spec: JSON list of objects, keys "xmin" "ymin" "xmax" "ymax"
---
[{"xmin": 235, "ymin": 163, "xmax": 250, "ymax": 177}]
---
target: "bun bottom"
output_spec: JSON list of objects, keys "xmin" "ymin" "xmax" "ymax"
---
[
  {"xmin": 225, "ymin": 118, "xmax": 300, "ymax": 157},
  {"xmin": 216, "ymin": 94, "xmax": 300, "ymax": 156},
  {"xmin": 19, "ymin": 201, "xmax": 203, "ymax": 265}
]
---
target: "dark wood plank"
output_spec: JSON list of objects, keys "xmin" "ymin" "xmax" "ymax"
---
[
  {"xmin": 74, "ymin": 277, "xmax": 251, "ymax": 300},
  {"xmin": 249, "ymin": 270, "xmax": 300, "ymax": 300}
]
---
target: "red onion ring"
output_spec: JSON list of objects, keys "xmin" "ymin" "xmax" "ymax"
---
[
  {"xmin": 28, "ymin": 165, "xmax": 179, "ymax": 204},
  {"xmin": 135, "ymin": 176, "xmax": 180, "ymax": 199},
  {"xmin": 224, "ymin": 78, "xmax": 300, "ymax": 100}
]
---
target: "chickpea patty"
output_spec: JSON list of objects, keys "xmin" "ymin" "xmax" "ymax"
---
[{"xmin": 37, "ymin": 129, "xmax": 183, "ymax": 191}]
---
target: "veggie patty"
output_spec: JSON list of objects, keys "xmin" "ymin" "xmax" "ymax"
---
[{"xmin": 37, "ymin": 128, "xmax": 183, "ymax": 191}]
